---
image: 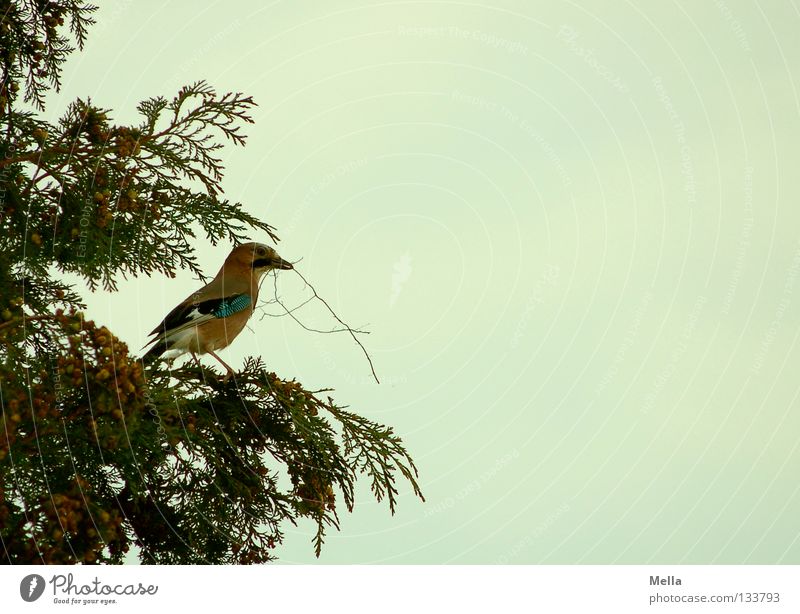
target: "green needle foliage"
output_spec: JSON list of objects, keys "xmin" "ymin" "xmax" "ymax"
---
[{"xmin": 0, "ymin": 1, "xmax": 422, "ymax": 564}]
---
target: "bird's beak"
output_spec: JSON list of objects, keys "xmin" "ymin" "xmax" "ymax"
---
[
  {"xmin": 272, "ymin": 256, "xmax": 293, "ymax": 270},
  {"xmin": 252, "ymin": 254, "xmax": 293, "ymax": 270}
]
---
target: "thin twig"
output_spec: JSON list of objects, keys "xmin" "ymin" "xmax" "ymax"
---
[
  {"xmin": 265, "ymin": 269, "xmax": 379, "ymax": 384},
  {"xmin": 294, "ymin": 268, "xmax": 379, "ymax": 384},
  {"xmin": 266, "ymin": 274, "xmax": 368, "ymax": 335},
  {"xmin": 21, "ymin": 156, "xmax": 60, "ymax": 200},
  {"xmin": 257, "ymin": 294, "xmax": 314, "ymax": 320}
]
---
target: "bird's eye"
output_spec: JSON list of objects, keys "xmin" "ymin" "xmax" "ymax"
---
[{"xmin": 256, "ymin": 247, "xmax": 267, "ymax": 257}]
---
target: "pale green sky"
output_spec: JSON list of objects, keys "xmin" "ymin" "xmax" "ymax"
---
[{"xmin": 47, "ymin": 1, "xmax": 800, "ymax": 563}]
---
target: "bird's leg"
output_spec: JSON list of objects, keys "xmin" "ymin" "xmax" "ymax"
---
[
  {"xmin": 207, "ymin": 350, "xmax": 235, "ymax": 381},
  {"xmin": 190, "ymin": 351, "xmax": 202, "ymax": 369}
]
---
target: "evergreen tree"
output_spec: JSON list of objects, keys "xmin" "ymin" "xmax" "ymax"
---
[{"xmin": 0, "ymin": 1, "xmax": 422, "ymax": 564}]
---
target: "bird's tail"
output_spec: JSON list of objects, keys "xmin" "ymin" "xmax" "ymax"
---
[{"xmin": 140, "ymin": 338, "xmax": 170, "ymax": 366}]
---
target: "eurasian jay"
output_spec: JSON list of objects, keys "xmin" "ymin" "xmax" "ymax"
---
[{"xmin": 142, "ymin": 242, "xmax": 293, "ymax": 379}]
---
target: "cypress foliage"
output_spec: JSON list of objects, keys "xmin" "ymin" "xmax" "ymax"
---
[{"xmin": 0, "ymin": 1, "xmax": 422, "ymax": 564}]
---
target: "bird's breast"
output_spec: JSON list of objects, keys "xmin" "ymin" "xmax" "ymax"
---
[{"xmin": 197, "ymin": 305, "xmax": 254, "ymax": 352}]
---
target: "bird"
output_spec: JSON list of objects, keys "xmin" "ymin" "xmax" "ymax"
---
[{"xmin": 141, "ymin": 242, "xmax": 292, "ymax": 379}]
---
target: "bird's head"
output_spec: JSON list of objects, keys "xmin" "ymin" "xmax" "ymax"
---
[{"xmin": 228, "ymin": 242, "xmax": 293, "ymax": 275}]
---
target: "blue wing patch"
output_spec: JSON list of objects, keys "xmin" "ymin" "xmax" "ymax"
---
[{"xmin": 212, "ymin": 294, "xmax": 252, "ymax": 318}]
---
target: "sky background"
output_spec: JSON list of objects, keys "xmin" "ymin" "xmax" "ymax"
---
[{"xmin": 43, "ymin": 0, "xmax": 800, "ymax": 563}]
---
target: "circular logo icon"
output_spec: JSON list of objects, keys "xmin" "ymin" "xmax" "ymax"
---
[{"xmin": 20, "ymin": 574, "xmax": 46, "ymax": 602}]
